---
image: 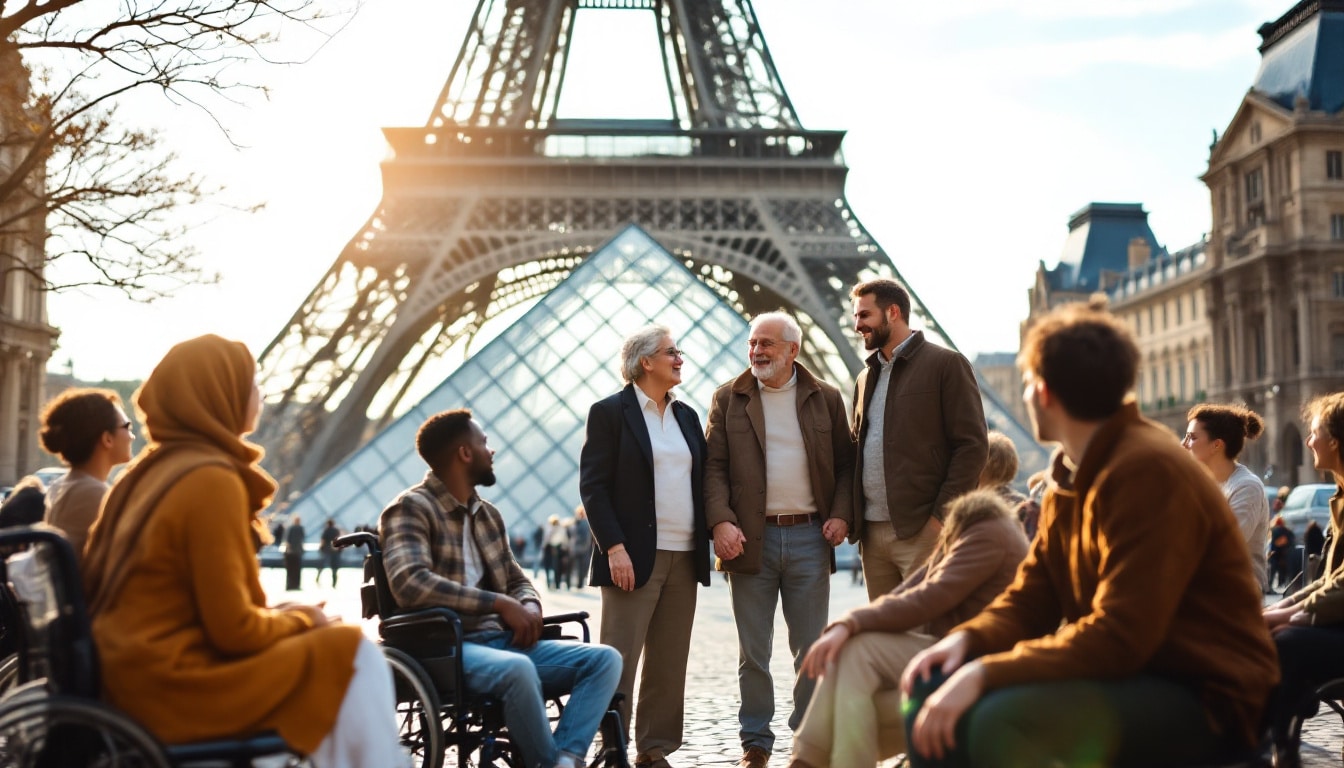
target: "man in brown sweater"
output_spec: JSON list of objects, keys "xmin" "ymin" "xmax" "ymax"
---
[{"xmin": 900, "ymin": 303, "xmax": 1279, "ymax": 767}]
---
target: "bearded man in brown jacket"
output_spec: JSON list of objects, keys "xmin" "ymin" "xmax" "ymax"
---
[{"xmin": 900, "ymin": 303, "xmax": 1279, "ymax": 768}]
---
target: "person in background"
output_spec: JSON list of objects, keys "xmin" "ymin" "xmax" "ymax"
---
[
  {"xmin": 284, "ymin": 514, "xmax": 306, "ymax": 591},
  {"xmin": 1306, "ymin": 520, "xmax": 1326, "ymax": 583},
  {"xmin": 1015, "ymin": 470, "xmax": 1048, "ymax": 540},
  {"xmin": 38, "ymin": 388, "xmax": 134, "ymax": 559},
  {"xmin": 1274, "ymin": 486, "xmax": 1291, "ymax": 514},
  {"xmin": 580, "ymin": 324, "xmax": 711, "ymax": 768},
  {"xmin": 316, "ymin": 518, "xmax": 342, "ymax": 587},
  {"xmin": 572, "ymin": 506, "xmax": 593, "ymax": 590},
  {"xmin": 1270, "ymin": 515, "xmax": 1297, "ymax": 594},
  {"xmin": 1182, "ymin": 403, "xmax": 1271, "ymax": 593},
  {"xmin": 545, "ymin": 515, "xmax": 571, "ymax": 590},
  {"xmin": 82, "ymin": 334, "xmax": 406, "ymax": 767},
  {"xmin": 978, "ymin": 432, "xmax": 1025, "ymax": 509}
]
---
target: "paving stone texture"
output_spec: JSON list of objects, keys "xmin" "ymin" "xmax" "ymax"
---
[{"xmin": 267, "ymin": 566, "xmax": 1343, "ymax": 767}]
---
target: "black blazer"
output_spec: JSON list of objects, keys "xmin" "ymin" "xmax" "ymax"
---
[{"xmin": 579, "ymin": 384, "xmax": 712, "ymax": 589}]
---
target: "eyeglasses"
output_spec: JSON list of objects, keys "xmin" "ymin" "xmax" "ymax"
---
[{"xmin": 662, "ymin": 348, "xmax": 685, "ymax": 360}]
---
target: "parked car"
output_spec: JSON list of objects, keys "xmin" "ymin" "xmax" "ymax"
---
[
  {"xmin": 32, "ymin": 466, "xmax": 67, "ymax": 487},
  {"xmin": 1279, "ymin": 483, "xmax": 1336, "ymax": 540}
]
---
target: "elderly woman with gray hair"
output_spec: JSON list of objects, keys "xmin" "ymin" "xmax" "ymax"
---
[{"xmin": 579, "ymin": 324, "xmax": 711, "ymax": 768}]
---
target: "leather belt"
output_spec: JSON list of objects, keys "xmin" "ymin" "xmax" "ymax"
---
[{"xmin": 764, "ymin": 513, "xmax": 819, "ymax": 527}]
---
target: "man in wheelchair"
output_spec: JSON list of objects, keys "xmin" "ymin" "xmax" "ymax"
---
[{"xmin": 380, "ymin": 408, "xmax": 622, "ymax": 768}]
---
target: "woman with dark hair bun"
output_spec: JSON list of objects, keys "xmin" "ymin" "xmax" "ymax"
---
[
  {"xmin": 1182, "ymin": 402, "xmax": 1270, "ymax": 592},
  {"xmin": 38, "ymin": 388, "xmax": 134, "ymax": 559}
]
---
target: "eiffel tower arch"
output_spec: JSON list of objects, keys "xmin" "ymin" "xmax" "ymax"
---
[{"xmin": 256, "ymin": 0, "xmax": 1044, "ymax": 497}]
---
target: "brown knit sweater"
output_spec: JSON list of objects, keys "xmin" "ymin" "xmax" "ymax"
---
[{"xmin": 954, "ymin": 403, "xmax": 1279, "ymax": 747}]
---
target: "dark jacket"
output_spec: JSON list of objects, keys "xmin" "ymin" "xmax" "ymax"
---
[
  {"xmin": 704, "ymin": 363, "xmax": 854, "ymax": 574},
  {"xmin": 579, "ymin": 384, "xmax": 711, "ymax": 589},
  {"xmin": 851, "ymin": 330, "xmax": 988, "ymax": 540}
]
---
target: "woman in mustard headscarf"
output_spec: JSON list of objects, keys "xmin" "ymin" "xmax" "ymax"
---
[{"xmin": 82, "ymin": 335, "xmax": 407, "ymax": 767}]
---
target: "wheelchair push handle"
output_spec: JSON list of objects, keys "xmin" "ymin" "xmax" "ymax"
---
[{"xmin": 333, "ymin": 531, "xmax": 378, "ymax": 553}]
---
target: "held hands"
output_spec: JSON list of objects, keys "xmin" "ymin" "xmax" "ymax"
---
[
  {"xmin": 821, "ymin": 518, "xmax": 848, "ymax": 546},
  {"xmin": 800, "ymin": 623, "xmax": 851, "ymax": 679},
  {"xmin": 497, "ymin": 596, "xmax": 543, "ymax": 648},
  {"xmin": 713, "ymin": 522, "xmax": 746, "ymax": 561},
  {"xmin": 607, "ymin": 544, "xmax": 636, "ymax": 592}
]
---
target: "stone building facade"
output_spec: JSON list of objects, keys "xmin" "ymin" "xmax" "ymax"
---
[
  {"xmin": 1203, "ymin": 0, "xmax": 1344, "ymax": 488},
  {"xmin": 0, "ymin": 45, "xmax": 58, "ymax": 483}
]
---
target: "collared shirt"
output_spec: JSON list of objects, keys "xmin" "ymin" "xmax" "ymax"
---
[
  {"xmin": 862, "ymin": 331, "xmax": 918, "ymax": 522},
  {"xmin": 758, "ymin": 369, "xmax": 816, "ymax": 515},
  {"xmin": 379, "ymin": 470, "xmax": 539, "ymax": 633},
  {"xmin": 634, "ymin": 384, "xmax": 696, "ymax": 551}
]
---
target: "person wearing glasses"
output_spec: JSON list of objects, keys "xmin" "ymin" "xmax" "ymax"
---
[
  {"xmin": 580, "ymin": 325, "xmax": 711, "ymax": 768},
  {"xmin": 38, "ymin": 388, "xmax": 135, "ymax": 559}
]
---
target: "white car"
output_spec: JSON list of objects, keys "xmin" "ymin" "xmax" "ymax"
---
[{"xmin": 1279, "ymin": 483, "xmax": 1335, "ymax": 540}]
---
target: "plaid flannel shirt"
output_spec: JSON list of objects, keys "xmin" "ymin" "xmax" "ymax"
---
[{"xmin": 379, "ymin": 471, "xmax": 539, "ymax": 634}]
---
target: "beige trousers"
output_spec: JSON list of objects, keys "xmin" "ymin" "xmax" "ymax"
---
[
  {"xmin": 599, "ymin": 549, "xmax": 698, "ymax": 763},
  {"xmin": 791, "ymin": 631, "xmax": 936, "ymax": 767},
  {"xmin": 859, "ymin": 518, "xmax": 941, "ymax": 601}
]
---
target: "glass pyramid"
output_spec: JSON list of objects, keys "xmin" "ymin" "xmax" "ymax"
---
[{"xmin": 284, "ymin": 225, "xmax": 751, "ymax": 535}]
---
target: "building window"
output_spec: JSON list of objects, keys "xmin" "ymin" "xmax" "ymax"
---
[
  {"xmin": 1333, "ymin": 334, "xmax": 1344, "ymax": 371},
  {"xmin": 1246, "ymin": 168, "xmax": 1265, "ymax": 226},
  {"xmin": 1333, "ymin": 214, "xmax": 1344, "ymax": 240},
  {"xmin": 1193, "ymin": 358, "xmax": 1201, "ymax": 394},
  {"xmin": 1329, "ymin": 150, "xmax": 1344, "ymax": 180},
  {"xmin": 1334, "ymin": 269, "xmax": 1344, "ymax": 298},
  {"xmin": 1219, "ymin": 187, "xmax": 1229, "ymax": 223},
  {"xmin": 1250, "ymin": 122, "xmax": 1261, "ymax": 144},
  {"xmin": 1179, "ymin": 362, "xmax": 1187, "ymax": 400},
  {"xmin": 1286, "ymin": 152, "xmax": 1294, "ymax": 190},
  {"xmin": 1147, "ymin": 307, "xmax": 1154, "ymax": 335},
  {"xmin": 1162, "ymin": 303, "xmax": 1168, "ymax": 330},
  {"xmin": 1291, "ymin": 313, "xmax": 1301, "ymax": 365},
  {"xmin": 1253, "ymin": 321, "xmax": 1266, "ymax": 379},
  {"xmin": 1176, "ymin": 297, "xmax": 1183, "ymax": 325}
]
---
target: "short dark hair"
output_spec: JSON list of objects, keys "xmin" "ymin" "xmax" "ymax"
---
[
  {"xmin": 38, "ymin": 388, "xmax": 122, "ymax": 466},
  {"xmin": 851, "ymin": 279, "xmax": 911, "ymax": 324},
  {"xmin": 1186, "ymin": 403, "xmax": 1264, "ymax": 459},
  {"xmin": 416, "ymin": 409, "xmax": 475, "ymax": 468},
  {"xmin": 1018, "ymin": 303, "xmax": 1138, "ymax": 421}
]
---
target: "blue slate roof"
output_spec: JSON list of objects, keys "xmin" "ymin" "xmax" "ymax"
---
[
  {"xmin": 1044, "ymin": 203, "xmax": 1163, "ymax": 293},
  {"xmin": 1253, "ymin": 0, "xmax": 1344, "ymax": 113}
]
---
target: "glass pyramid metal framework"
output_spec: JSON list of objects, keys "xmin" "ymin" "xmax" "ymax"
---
[{"xmin": 284, "ymin": 226, "xmax": 749, "ymax": 533}]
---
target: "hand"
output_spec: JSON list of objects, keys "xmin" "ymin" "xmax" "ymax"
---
[
  {"xmin": 713, "ymin": 522, "xmax": 746, "ymax": 561},
  {"xmin": 496, "ymin": 596, "xmax": 543, "ymax": 648},
  {"xmin": 1264, "ymin": 605, "xmax": 1297, "ymax": 631},
  {"xmin": 608, "ymin": 545, "xmax": 636, "ymax": 591},
  {"xmin": 285, "ymin": 603, "xmax": 333, "ymax": 628},
  {"xmin": 924, "ymin": 516, "xmax": 944, "ymax": 536},
  {"xmin": 901, "ymin": 631, "xmax": 970, "ymax": 696},
  {"xmin": 800, "ymin": 623, "xmax": 851, "ymax": 679},
  {"xmin": 909, "ymin": 660, "xmax": 985, "ymax": 761},
  {"xmin": 822, "ymin": 518, "xmax": 848, "ymax": 546}
]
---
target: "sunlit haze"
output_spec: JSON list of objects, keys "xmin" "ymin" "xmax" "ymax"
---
[{"xmin": 47, "ymin": 0, "xmax": 1290, "ymax": 382}]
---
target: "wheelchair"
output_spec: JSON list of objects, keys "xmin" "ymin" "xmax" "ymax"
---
[
  {"xmin": 0, "ymin": 526, "xmax": 299, "ymax": 767},
  {"xmin": 334, "ymin": 531, "xmax": 629, "ymax": 768}
]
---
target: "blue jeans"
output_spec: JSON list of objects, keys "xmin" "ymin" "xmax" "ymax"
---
[
  {"xmin": 462, "ymin": 631, "xmax": 622, "ymax": 768},
  {"xmin": 728, "ymin": 519, "xmax": 831, "ymax": 752}
]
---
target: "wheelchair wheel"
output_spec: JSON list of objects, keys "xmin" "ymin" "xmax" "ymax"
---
[
  {"xmin": 0, "ymin": 654, "xmax": 17, "ymax": 700},
  {"xmin": 0, "ymin": 694, "xmax": 170, "ymax": 767},
  {"xmin": 384, "ymin": 646, "xmax": 446, "ymax": 768}
]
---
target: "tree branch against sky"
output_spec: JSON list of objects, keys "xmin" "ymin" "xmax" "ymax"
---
[{"xmin": 0, "ymin": 0, "xmax": 355, "ymax": 300}]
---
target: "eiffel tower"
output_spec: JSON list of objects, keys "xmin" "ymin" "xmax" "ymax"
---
[{"xmin": 256, "ymin": 0, "xmax": 1043, "ymax": 496}]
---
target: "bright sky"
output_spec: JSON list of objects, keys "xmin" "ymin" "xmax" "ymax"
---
[{"xmin": 46, "ymin": 0, "xmax": 1292, "ymax": 382}]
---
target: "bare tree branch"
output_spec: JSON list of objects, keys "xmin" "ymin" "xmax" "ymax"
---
[{"xmin": 0, "ymin": 0, "xmax": 355, "ymax": 300}]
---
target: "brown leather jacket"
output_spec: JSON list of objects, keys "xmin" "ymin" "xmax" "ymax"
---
[
  {"xmin": 851, "ymin": 331, "xmax": 988, "ymax": 540},
  {"xmin": 704, "ymin": 363, "xmax": 855, "ymax": 574}
]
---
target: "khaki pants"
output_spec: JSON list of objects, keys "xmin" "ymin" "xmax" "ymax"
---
[
  {"xmin": 792, "ymin": 631, "xmax": 935, "ymax": 767},
  {"xmin": 860, "ymin": 518, "xmax": 941, "ymax": 601},
  {"xmin": 599, "ymin": 549, "xmax": 698, "ymax": 762}
]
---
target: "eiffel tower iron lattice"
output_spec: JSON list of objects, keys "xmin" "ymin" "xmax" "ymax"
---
[{"xmin": 256, "ymin": 0, "xmax": 1045, "ymax": 496}]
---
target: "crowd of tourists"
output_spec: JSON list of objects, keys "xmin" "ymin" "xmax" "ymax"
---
[{"xmin": 3, "ymin": 278, "xmax": 1343, "ymax": 768}]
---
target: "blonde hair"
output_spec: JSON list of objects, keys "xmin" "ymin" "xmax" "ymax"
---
[{"xmin": 980, "ymin": 431, "xmax": 1019, "ymax": 488}]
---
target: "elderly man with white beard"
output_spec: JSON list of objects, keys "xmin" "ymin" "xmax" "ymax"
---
[{"xmin": 704, "ymin": 311, "xmax": 856, "ymax": 768}]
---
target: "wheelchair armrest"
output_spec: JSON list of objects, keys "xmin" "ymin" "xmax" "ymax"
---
[
  {"xmin": 333, "ymin": 532, "xmax": 378, "ymax": 552},
  {"xmin": 381, "ymin": 606, "xmax": 465, "ymax": 635},
  {"xmin": 542, "ymin": 611, "xmax": 591, "ymax": 643}
]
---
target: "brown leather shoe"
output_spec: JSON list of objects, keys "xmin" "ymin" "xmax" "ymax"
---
[{"xmin": 738, "ymin": 746, "xmax": 770, "ymax": 768}]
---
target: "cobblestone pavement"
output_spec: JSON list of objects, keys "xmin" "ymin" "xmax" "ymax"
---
[{"xmin": 268, "ymin": 566, "xmax": 1344, "ymax": 767}]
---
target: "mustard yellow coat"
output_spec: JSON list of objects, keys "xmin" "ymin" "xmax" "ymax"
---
[{"xmin": 92, "ymin": 465, "xmax": 361, "ymax": 753}]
